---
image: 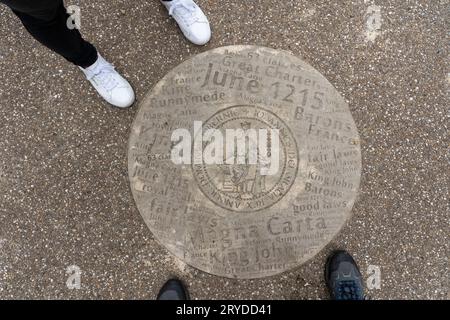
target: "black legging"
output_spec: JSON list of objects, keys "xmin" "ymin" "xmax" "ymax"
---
[{"xmin": 0, "ymin": 0, "xmax": 97, "ymax": 68}]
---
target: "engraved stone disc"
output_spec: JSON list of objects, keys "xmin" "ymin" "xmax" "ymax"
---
[{"xmin": 128, "ymin": 46, "xmax": 362, "ymax": 279}]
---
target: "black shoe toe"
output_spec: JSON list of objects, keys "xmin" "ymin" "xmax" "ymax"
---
[{"xmin": 157, "ymin": 279, "xmax": 190, "ymax": 300}]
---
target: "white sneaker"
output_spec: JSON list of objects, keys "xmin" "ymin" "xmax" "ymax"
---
[
  {"xmin": 161, "ymin": 0, "xmax": 211, "ymax": 45},
  {"xmin": 79, "ymin": 54, "xmax": 135, "ymax": 108}
]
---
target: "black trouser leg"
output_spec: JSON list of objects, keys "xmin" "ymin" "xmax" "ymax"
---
[{"xmin": 0, "ymin": 0, "xmax": 97, "ymax": 68}]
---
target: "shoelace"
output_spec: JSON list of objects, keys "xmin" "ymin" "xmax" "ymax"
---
[
  {"xmin": 86, "ymin": 64, "xmax": 119, "ymax": 91},
  {"xmin": 336, "ymin": 280, "xmax": 364, "ymax": 300},
  {"xmin": 168, "ymin": 0, "xmax": 200, "ymax": 26}
]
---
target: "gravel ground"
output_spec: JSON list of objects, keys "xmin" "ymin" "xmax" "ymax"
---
[{"xmin": 0, "ymin": 0, "xmax": 448, "ymax": 299}]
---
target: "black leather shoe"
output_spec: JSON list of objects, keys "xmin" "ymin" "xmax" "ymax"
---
[
  {"xmin": 325, "ymin": 250, "xmax": 364, "ymax": 300},
  {"xmin": 157, "ymin": 278, "xmax": 190, "ymax": 300}
]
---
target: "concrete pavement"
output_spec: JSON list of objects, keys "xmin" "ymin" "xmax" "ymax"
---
[{"xmin": 0, "ymin": 0, "xmax": 448, "ymax": 299}]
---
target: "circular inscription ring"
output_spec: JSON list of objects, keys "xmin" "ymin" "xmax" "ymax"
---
[
  {"xmin": 128, "ymin": 46, "xmax": 362, "ymax": 278},
  {"xmin": 193, "ymin": 105, "xmax": 299, "ymax": 213}
]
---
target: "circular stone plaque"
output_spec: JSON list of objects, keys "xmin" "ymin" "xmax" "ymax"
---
[{"xmin": 128, "ymin": 46, "xmax": 361, "ymax": 279}]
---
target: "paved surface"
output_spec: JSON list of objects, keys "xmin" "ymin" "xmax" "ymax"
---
[{"xmin": 0, "ymin": 0, "xmax": 448, "ymax": 299}]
